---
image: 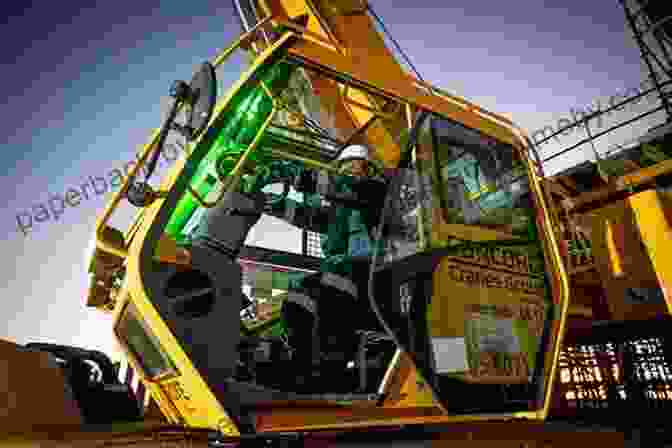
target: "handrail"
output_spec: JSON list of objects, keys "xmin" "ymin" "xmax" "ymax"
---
[
  {"xmin": 212, "ymin": 15, "xmax": 274, "ymax": 68},
  {"xmin": 187, "ymin": 81, "xmax": 279, "ymax": 208},
  {"xmin": 272, "ymin": 18, "xmax": 342, "ymax": 54},
  {"xmin": 266, "ymin": 147, "xmax": 340, "ymax": 174},
  {"xmin": 95, "ymin": 128, "xmax": 162, "ymax": 259},
  {"xmin": 228, "ymin": 81, "xmax": 278, "ymax": 194},
  {"xmin": 94, "ymin": 18, "xmax": 287, "ymax": 258}
]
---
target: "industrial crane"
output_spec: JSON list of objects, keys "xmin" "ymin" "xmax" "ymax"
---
[
  {"xmin": 84, "ymin": 1, "xmax": 570, "ymax": 441},
  {"xmin": 12, "ymin": 1, "xmax": 667, "ymax": 447}
]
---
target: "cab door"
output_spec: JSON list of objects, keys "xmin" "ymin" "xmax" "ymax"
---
[{"xmin": 372, "ymin": 111, "xmax": 567, "ymax": 418}]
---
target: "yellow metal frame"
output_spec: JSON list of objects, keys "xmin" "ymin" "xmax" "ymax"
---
[
  {"xmin": 94, "ymin": 16, "xmax": 282, "ymax": 258},
  {"xmin": 563, "ymin": 157, "xmax": 672, "ymax": 213},
  {"xmin": 94, "ymin": 12, "xmax": 571, "ymax": 433},
  {"xmin": 626, "ymin": 189, "xmax": 672, "ymax": 315},
  {"xmin": 109, "ymin": 30, "xmax": 298, "ymax": 435},
  {"xmin": 185, "ymin": 81, "xmax": 279, "ymax": 208}
]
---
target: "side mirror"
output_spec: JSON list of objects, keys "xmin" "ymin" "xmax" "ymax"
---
[
  {"xmin": 127, "ymin": 62, "xmax": 218, "ymax": 199},
  {"xmin": 126, "ymin": 181, "xmax": 159, "ymax": 208},
  {"xmin": 182, "ymin": 62, "xmax": 218, "ymax": 140}
]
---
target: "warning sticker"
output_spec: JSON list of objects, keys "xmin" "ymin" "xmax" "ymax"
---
[
  {"xmin": 432, "ymin": 337, "xmax": 469, "ymax": 374},
  {"xmin": 430, "ymin": 254, "xmax": 550, "ymax": 384},
  {"xmin": 464, "ymin": 303, "xmax": 543, "ymax": 380}
]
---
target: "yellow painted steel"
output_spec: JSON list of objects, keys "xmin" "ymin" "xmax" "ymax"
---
[
  {"xmin": 605, "ymin": 220, "xmax": 625, "ymax": 278},
  {"xmin": 262, "ymin": 0, "xmax": 336, "ymax": 48},
  {"xmin": 88, "ymin": 1, "xmax": 576, "ymax": 434},
  {"xmin": 109, "ymin": 33, "xmax": 297, "ymax": 434},
  {"xmin": 267, "ymin": 147, "xmax": 341, "ymax": 173},
  {"xmin": 505, "ymin": 125, "xmax": 570, "ymax": 421},
  {"xmin": 339, "ymin": 84, "xmax": 405, "ymax": 168},
  {"xmin": 257, "ymin": 0, "xmax": 411, "ymax": 168},
  {"xmin": 120, "ymin": 53, "xmax": 566, "ymax": 431},
  {"xmin": 583, "ymin": 196, "xmax": 667, "ymax": 320},
  {"xmin": 629, "ymin": 189, "xmax": 672, "ymax": 315},
  {"xmin": 287, "ymin": 38, "xmax": 523, "ymax": 149},
  {"xmin": 94, "ymin": 26, "xmax": 292, "ymax": 261}
]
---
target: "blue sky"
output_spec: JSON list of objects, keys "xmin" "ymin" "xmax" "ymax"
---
[{"xmin": 1, "ymin": 0, "xmax": 658, "ymax": 357}]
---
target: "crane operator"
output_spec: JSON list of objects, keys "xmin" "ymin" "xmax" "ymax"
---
[{"xmin": 281, "ymin": 144, "xmax": 389, "ymax": 390}]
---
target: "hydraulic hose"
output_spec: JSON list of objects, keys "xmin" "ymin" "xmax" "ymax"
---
[{"xmin": 366, "ymin": 110, "xmax": 430, "ymax": 353}]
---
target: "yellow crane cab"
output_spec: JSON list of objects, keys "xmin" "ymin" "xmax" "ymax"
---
[{"xmin": 87, "ymin": 5, "xmax": 573, "ymax": 444}]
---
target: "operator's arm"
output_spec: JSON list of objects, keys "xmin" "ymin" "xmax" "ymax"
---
[
  {"xmin": 244, "ymin": 160, "xmax": 302, "ymax": 197},
  {"xmin": 241, "ymin": 160, "xmax": 305, "ymax": 223}
]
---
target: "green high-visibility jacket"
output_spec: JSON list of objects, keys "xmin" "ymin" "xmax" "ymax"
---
[
  {"xmin": 316, "ymin": 175, "xmax": 386, "ymax": 281},
  {"xmin": 247, "ymin": 161, "xmax": 385, "ymax": 292}
]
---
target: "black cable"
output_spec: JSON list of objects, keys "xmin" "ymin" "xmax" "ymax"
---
[
  {"xmin": 277, "ymin": 98, "xmax": 331, "ymax": 139},
  {"xmin": 275, "ymin": 74, "xmax": 335, "ymax": 140},
  {"xmin": 144, "ymin": 97, "xmax": 182, "ymax": 183},
  {"xmin": 302, "ymin": 115, "xmax": 333, "ymax": 139},
  {"xmin": 366, "ymin": 110, "xmax": 431, "ymax": 353},
  {"xmin": 359, "ymin": 3, "xmax": 437, "ymax": 356}
]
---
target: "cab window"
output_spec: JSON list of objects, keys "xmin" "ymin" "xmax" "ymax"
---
[
  {"xmin": 115, "ymin": 301, "xmax": 177, "ymax": 379},
  {"xmin": 427, "ymin": 114, "xmax": 533, "ymax": 239}
]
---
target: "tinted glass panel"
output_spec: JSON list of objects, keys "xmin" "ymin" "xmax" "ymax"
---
[{"xmin": 116, "ymin": 302, "xmax": 176, "ymax": 379}]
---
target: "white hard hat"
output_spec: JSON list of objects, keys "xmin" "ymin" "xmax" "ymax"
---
[{"xmin": 336, "ymin": 144, "xmax": 370, "ymax": 164}]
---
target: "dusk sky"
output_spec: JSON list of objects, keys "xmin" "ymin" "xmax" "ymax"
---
[{"xmin": 1, "ymin": 1, "xmax": 661, "ymax": 358}]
